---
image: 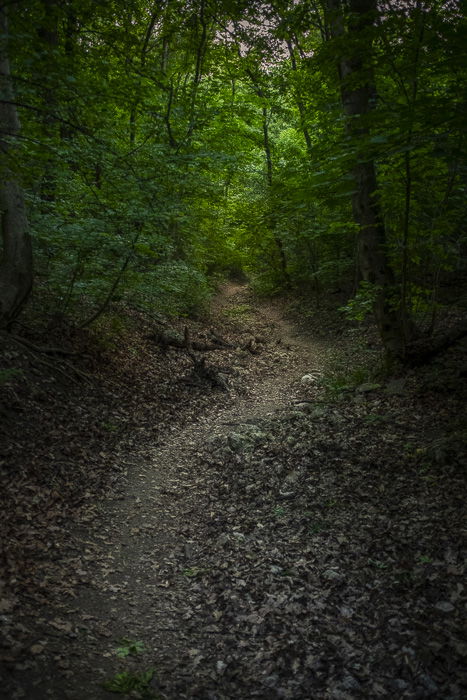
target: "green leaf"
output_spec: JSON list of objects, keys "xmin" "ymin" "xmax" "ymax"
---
[{"xmin": 115, "ymin": 639, "xmax": 146, "ymax": 658}]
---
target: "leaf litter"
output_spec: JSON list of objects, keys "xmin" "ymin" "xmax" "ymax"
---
[{"xmin": 0, "ymin": 283, "xmax": 466, "ymax": 699}]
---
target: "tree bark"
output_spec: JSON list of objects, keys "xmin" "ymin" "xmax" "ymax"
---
[
  {"xmin": 327, "ymin": 0, "xmax": 406, "ymax": 358},
  {"xmin": 37, "ymin": 0, "xmax": 59, "ymax": 202},
  {"xmin": 286, "ymin": 39, "xmax": 313, "ymax": 158},
  {"xmin": 261, "ymin": 106, "xmax": 290, "ymax": 287},
  {"xmin": 0, "ymin": 5, "xmax": 33, "ymax": 329}
]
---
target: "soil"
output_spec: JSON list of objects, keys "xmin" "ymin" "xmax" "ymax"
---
[{"xmin": 0, "ymin": 284, "xmax": 466, "ymax": 699}]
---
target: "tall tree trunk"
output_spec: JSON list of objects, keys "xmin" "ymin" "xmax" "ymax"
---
[
  {"xmin": 0, "ymin": 5, "xmax": 33, "ymax": 329},
  {"xmin": 38, "ymin": 0, "xmax": 59, "ymax": 202},
  {"xmin": 327, "ymin": 0, "xmax": 406, "ymax": 358},
  {"xmin": 261, "ymin": 106, "xmax": 289, "ymax": 286},
  {"xmin": 286, "ymin": 39, "xmax": 313, "ymax": 158},
  {"xmin": 245, "ymin": 58, "xmax": 290, "ymax": 287},
  {"xmin": 129, "ymin": 7, "xmax": 161, "ymax": 146}
]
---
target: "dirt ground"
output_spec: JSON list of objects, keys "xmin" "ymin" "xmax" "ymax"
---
[{"xmin": 1, "ymin": 285, "xmax": 466, "ymax": 699}]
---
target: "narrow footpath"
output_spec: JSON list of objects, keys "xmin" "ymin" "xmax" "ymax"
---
[{"xmin": 2, "ymin": 285, "xmax": 466, "ymax": 699}]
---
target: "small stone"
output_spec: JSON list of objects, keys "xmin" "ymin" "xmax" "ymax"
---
[
  {"xmin": 285, "ymin": 470, "xmax": 300, "ymax": 484},
  {"xmin": 216, "ymin": 660, "xmax": 227, "ymax": 674},
  {"xmin": 295, "ymin": 402, "xmax": 313, "ymax": 412},
  {"xmin": 341, "ymin": 674, "xmax": 361, "ymax": 691},
  {"xmin": 301, "ymin": 374, "xmax": 315, "ymax": 384},
  {"xmin": 184, "ymin": 542, "xmax": 195, "ymax": 558},
  {"xmin": 356, "ymin": 382, "xmax": 381, "ymax": 393},
  {"xmin": 323, "ymin": 569, "xmax": 341, "ymax": 581},
  {"xmin": 435, "ymin": 601, "xmax": 455, "ymax": 613}
]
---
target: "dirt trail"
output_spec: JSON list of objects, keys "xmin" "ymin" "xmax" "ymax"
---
[
  {"xmin": 5, "ymin": 285, "xmax": 466, "ymax": 700},
  {"xmin": 5, "ymin": 285, "xmax": 329, "ymax": 699}
]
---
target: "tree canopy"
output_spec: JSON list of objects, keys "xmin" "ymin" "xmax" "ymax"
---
[{"xmin": 1, "ymin": 0, "xmax": 466, "ymax": 359}]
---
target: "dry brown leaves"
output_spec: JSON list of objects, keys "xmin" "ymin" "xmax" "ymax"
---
[{"xmin": 1, "ymin": 288, "xmax": 466, "ymax": 699}]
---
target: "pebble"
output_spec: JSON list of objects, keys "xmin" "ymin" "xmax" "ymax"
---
[
  {"xmin": 301, "ymin": 374, "xmax": 316, "ymax": 384},
  {"xmin": 323, "ymin": 569, "xmax": 341, "ymax": 581}
]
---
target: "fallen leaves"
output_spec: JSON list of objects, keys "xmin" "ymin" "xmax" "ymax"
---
[
  {"xmin": 49, "ymin": 619, "xmax": 73, "ymax": 634},
  {"xmin": 1, "ymin": 287, "xmax": 467, "ymax": 699}
]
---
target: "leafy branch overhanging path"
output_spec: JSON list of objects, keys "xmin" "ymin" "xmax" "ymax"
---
[{"xmin": 2, "ymin": 285, "xmax": 466, "ymax": 699}]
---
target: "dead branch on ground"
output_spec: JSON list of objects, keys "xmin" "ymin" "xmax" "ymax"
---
[
  {"xmin": 146, "ymin": 327, "xmax": 234, "ymax": 353},
  {"xmin": 183, "ymin": 327, "xmax": 229, "ymax": 391}
]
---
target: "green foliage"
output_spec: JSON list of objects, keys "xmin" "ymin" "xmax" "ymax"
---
[
  {"xmin": 5, "ymin": 0, "xmax": 465, "ymax": 343},
  {"xmin": 368, "ymin": 558, "xmax": 388, "ymax": 570},
  {"xmin": 308, "ymin": 520, "xmax": 329, "ymax": 535},
  {"xmin": 115, "ymin": 639, "xmax": 146, "ymax": 658},
  {"xmin": 418, "ymin": 555, "xmax": 433, "ymax": 565},
  {"xmin": 182, "ymin": 567, "xmax": 207, "ymax": 578},
  {"xmin": 340, "ymin": 282, "xmax": 381, "ymax": 321},
  {"xmin": 101, "ymin": 421, "xmax": 119, "ymax": 432},
  {"xmin": 103, "ymin": 669, "xmax": 158, "ymax": 698},
  {"xmin": 130, "ymin": 262, "xmax": 212, "ymax": 318},
  {"xmin": 223, "ymin": 303, "xmax": 252, "ymax": 318},
  {"xmin": 318, "ymin": 362, "xmax": 381, "ymax": 400}
]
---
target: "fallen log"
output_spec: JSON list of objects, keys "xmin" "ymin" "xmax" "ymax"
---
[
  {"xmin": 405, "ymin": 319, "xmax": 467, "ymax": 365},
  {"xmin": 146, "ymin": 327, "xmax": 234, "ymax": 353},
  {"xmin": 183, "ymin": 327, "xmax": 229, "ymax": 391}
]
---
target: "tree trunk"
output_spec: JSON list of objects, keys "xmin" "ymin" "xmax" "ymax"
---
[
  {"xmin": 37, "ymin": 0, "xmax": 59, "ymax": 202},
  {"xmin": 286, "ymin": 39, "xmax": 313, "ymax": 158},
  {"xmin": 327, "ymin": 0, "xmax": 406, "ymax": 358},
  {"xmin": 261, "ymin": 106, "xmax": 290, "ymax": 286},
  {"xmin": 0, "ymin": 5, "xmax": 33, "ymax": 329}
]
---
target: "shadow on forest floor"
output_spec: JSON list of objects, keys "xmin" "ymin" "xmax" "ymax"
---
[{"xmin": 1, "ymin": 284, "xmax": 466, "ymax": 699}]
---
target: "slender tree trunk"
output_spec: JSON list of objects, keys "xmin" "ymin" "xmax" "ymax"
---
[
  {"xmin": 60, "ymin": 0, "xmax": 77, "ymax": 142},
  {"xmin": 38, "ymin": 0, "xmax": 59, "ymax": 202},
  {"xmin": 286, "ymin": 39, "xmax": 313, "ymax": 158},
  {"xmin": 79, "ymin": 231, "xmax": 141, "ymax": 329},
  {"xmin": 0, "ymin": 5, "xmax": 33, "ymax": 329},
  {"xmin": 129, "ymin": 8, "xmax": 160, "ymax": 146},
  {"xmin": 327, "ymin": 0, "xmax": 405, "ymax": 358},
  {"xmin": 400, "ymin": 1, "xmax": 425, "ymax": 340},
  {"xmin": 261, "ymin": 106, "xmax": 289, "ymax": 286},
  {"xmin": 246, "ymin": 56, "xmax": 290, "ymax": 287}
]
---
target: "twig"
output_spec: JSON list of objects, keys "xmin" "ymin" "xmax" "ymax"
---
[
  {"xmin": 2, "ymin": 334, "xmax": 92, "ymax": 384},
  {"xmin": 0, "ymin": 332, "xmax": 81, "ymax": 357}
]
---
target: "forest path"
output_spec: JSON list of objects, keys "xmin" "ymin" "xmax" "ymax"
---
[
  {"xmin": 5, "ymin": 284, "xmax": 466, "ymax": 700},
  {"xmin": 67, "ymin": 284, "xmax": 331, "ymax": 694},
  {"xmin": 9, "ymin": 284, "xmax": 332, "ymax": 699}
]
